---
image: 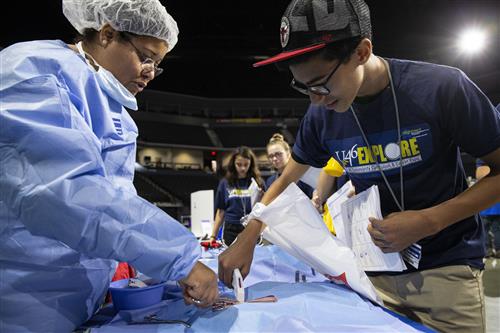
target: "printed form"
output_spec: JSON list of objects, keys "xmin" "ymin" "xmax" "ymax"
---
[
  {"xmin": 336, "ymin": 185, "xmax": 407, "ymax": 272},
  {"xmin": 326, "ymin": 180, "xmax": 353, "ymax": 247}
]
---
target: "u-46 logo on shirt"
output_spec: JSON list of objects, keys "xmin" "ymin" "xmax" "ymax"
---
[
  {"xmin": 329, "ymin": 125, "xmax": 432, "ymax": 176},
  {"xmin": 228, "ymin": 188, "xmax": 251, "ymax": 198}
]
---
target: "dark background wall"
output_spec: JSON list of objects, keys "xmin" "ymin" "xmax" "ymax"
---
[{"xmin": 2, "ymin": 0, "xmax": 499, "ymax": 102}]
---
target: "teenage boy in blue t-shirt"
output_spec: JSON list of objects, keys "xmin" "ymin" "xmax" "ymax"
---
[{"xmin": 218, "ymin": 1, "xmax": 500, "ymax": 332}]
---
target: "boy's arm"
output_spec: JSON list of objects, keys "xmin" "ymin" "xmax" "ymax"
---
[
  {"xmin": 218, "ymin": 158, "xmax": 310, "ymax": 286},
  {"xmin": 368, "ymin": 147, "xmax": 500, "ymax": 252},
  {"xmin": 312, "ymin": 169, "xmax": 337, "ymax": 212}
]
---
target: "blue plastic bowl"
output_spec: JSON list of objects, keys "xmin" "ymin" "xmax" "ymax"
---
[{"xmin": 108, "ymin": 278, "xmax": 166, "ymax": 311}]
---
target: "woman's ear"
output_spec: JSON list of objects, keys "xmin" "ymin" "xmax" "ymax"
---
[{"xmin": 99, "ymin": 23, "xmax": 117, "ymax": 47}]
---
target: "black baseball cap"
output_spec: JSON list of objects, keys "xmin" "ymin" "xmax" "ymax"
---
[{"xmin": 253, "ymin": 0, "xmax": 371, "ymax": 67}]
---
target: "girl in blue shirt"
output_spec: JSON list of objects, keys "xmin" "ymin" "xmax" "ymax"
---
[
  {"xmin": 211, "ymin": 146, "xmax": 264, "ymax": 246},
  {"xmin": 265, "ymin": 133, "xmax": 314, "ymax": 198}
]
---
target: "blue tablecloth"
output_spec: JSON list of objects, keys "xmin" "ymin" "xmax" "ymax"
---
[{"xmin": 85, "ymin": 246, "xmax": 434, "ymax": 332}]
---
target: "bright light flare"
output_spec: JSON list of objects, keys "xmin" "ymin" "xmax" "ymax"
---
[{"xmin": 457, "ymin": 28, "xmax": 487, "ymax": 55}]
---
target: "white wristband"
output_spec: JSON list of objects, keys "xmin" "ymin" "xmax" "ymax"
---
[{"xmin": 242, "ymin": 202, "xmax": 267, "ymax": 227}]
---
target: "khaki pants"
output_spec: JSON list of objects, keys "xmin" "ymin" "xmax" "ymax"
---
[{"xmin": 369, "ymin": 265, "xmax": 485, "ymax": 333}]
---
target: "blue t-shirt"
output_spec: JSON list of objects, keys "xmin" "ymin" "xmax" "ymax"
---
[
  {"xmin": 477, "ymin": 158, "xmax": 500, "ymax": 216},
  {"xmin": 215, "ymin": 177, "xmax": 252, "ymax": 224},
  {"xmin": 293, "ymin": 58, "xmax": 500, "ymax": 273},
  {"xmin": 265, "ymin": 173, "xmax": 315, "ymax": 199}
]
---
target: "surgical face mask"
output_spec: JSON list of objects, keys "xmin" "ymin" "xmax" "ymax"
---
[{"xmin": 76, "ymin": 42, "xmax": 138, "ymax": 110}]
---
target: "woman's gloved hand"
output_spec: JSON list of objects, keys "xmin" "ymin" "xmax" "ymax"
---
[{"xmin": 179, "ymin": 261, "xmax": 218, "ymax": 307}]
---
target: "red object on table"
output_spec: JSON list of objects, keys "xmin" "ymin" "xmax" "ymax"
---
[
  {"xmin": 105, "ymin": 262, "xmax": 137, "ymax": 304},
  {"xmin": 200, "ymin": 240, "xmax": 222, "ymax": 249},
  {"xmin": 112, "ymin": 262, "xmax": 137, "ymax": 281}
]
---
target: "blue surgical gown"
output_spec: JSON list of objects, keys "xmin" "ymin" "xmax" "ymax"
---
[{"xmin": 0, "ymin": 40, "xmax": 201, "ymax": 332}]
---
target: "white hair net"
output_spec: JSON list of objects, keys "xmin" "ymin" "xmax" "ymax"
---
[{"xmin": 63, "ymin": 0, "xmax": 179, "ymax": 51}]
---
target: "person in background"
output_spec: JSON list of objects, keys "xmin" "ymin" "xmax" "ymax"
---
[
  {"xmin": 477, "ymin": 158, "xmax": 500, "ymax": 257},
  {"xmin": 0, "ymin": 1, "xmax": 217, "ymax": 331},
  {"xmin": 218, "ymin": 1, "xmax": 500, "ymax": 332},
  {"xmin": 477, "ymin": 151, "xmax": 500, "ymax": 257},
  {"xmin": 265, "ymin": 133, "xmax": 314, "ymax": 198},
  {"xmin": 211, "ymin": 146, "xmax": 264, "ymax": 246},
  {"xmin": 474, "ymin": 103, "xmax": 500, "ymax": 258}
]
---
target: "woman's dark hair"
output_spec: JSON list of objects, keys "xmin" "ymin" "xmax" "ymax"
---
[
  {"xmin": 226, "ymin": 146, "xmax": 264, "ymax": 188},
  {"xmin": 277, "ymin": 36, "xmax": 363, "ymax": 71},
  {"xmin": 73, "ymin": 28, "xmax": 99, "ymax": 44}
]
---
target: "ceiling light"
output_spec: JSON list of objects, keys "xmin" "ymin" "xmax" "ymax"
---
[{"xmin": 457, "ymin": 28, "xmax": 487, "ymax": 55}]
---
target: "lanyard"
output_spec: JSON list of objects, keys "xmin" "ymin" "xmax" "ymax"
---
[{"xmin": 349, "ymin": 57, "xmax": 405, "ymax": 212}]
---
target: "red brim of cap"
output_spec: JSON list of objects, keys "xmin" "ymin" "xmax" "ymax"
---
[{"xmin": 253, "ymin": 43, "xmax": 327, "ymax": 68}]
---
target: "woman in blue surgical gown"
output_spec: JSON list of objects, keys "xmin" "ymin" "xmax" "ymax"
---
[{"xmin": 0, "ymin": 0, "xmax": 218, "ymax": 331}]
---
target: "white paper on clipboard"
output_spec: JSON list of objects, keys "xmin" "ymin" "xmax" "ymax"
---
[
  {"xmin": 325, "ymin": 180, "xmax": 354, "ymax": 247},
  {"xmin": 340, "ymin": 185, "xmax": 406, "ymax": 272}
]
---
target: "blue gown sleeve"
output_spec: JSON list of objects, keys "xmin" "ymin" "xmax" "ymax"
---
[{"xmin": 0, "ymin": 74, "xmax": 200, "ymax": 282}]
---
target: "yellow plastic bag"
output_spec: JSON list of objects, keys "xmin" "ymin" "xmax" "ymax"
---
[{"xmin": 322, "ymin": 204, "xmax": 336, "ymax": 235}]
